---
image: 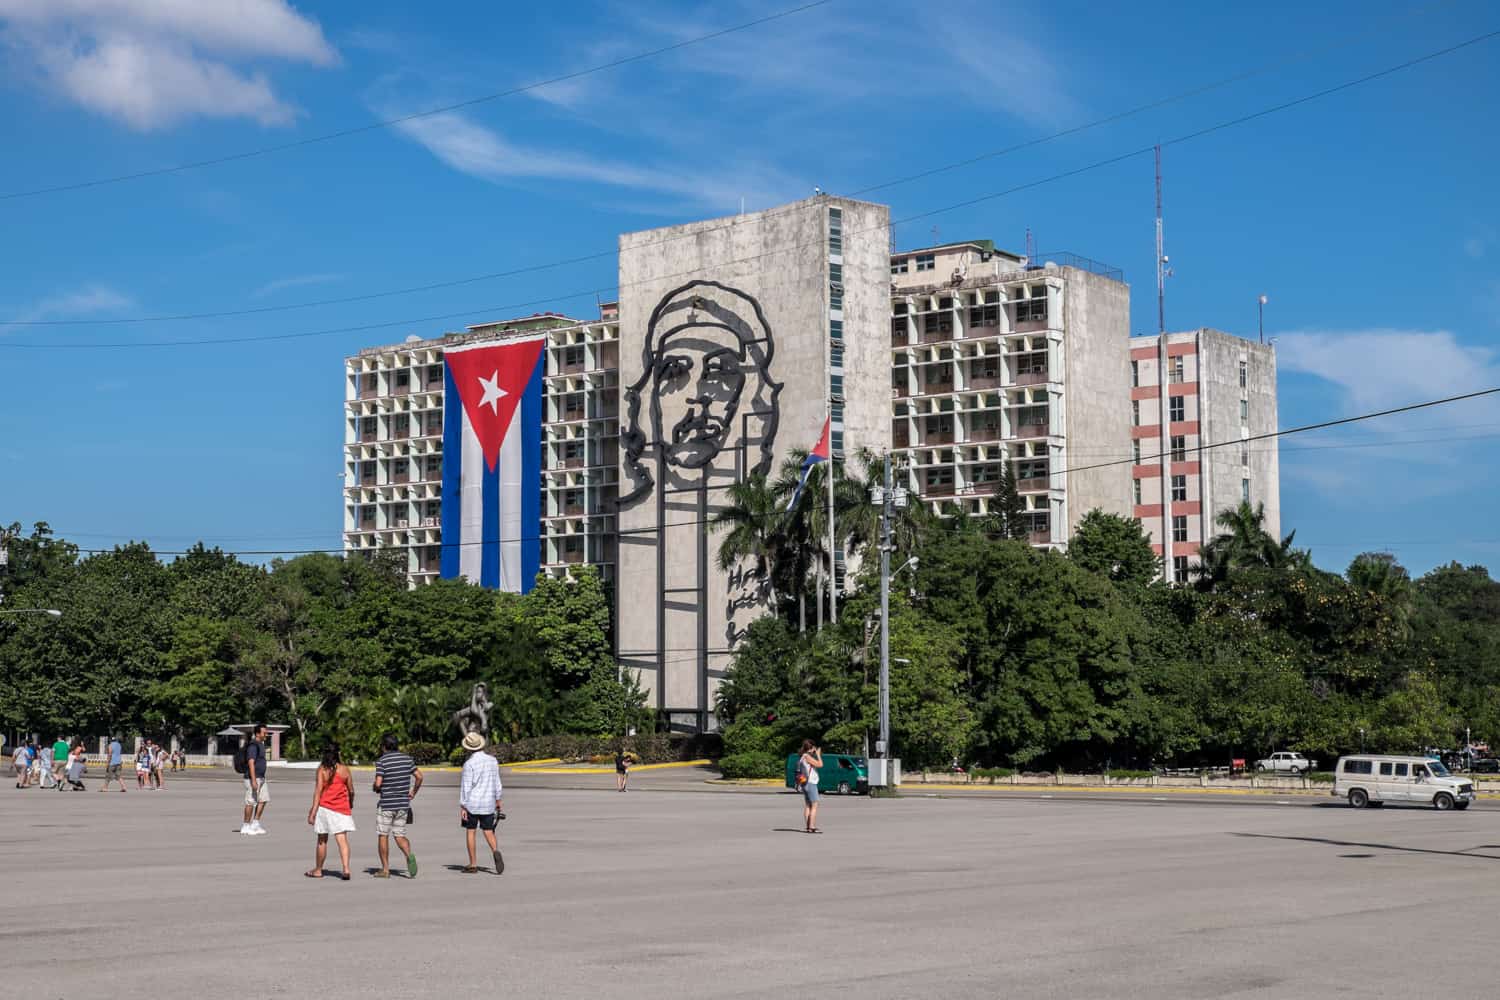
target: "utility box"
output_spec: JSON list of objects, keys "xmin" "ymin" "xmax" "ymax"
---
[{"xmin": 868, "ymin": 757, "xmax": 902, "ymax": 787}]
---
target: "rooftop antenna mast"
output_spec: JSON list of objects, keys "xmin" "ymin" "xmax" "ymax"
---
[{"xmin": 1155, "ymin": 145, "xmax": 1170, "ymax": 335}]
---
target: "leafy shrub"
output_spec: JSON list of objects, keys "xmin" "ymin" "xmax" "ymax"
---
[
  {"xmin": 1306, "ymin": 770, "xmax": 1335, "ymax": 784},
  {"xmin": 444, "ymin": 732, "xmax": 724, "ymax": 768},
  {"xmin": 717, "ymin": 752, "xmax": 783, "ymax": 780},
  {"xmin": 970, "ymin": 766, "xmax": 1014, "ymax": 782},
  {"xmin": 403, "ymin": 742, "xmax": 446, "ymax": 765}
]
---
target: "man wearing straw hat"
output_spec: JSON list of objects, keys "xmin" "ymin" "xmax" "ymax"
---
[{"xmin": 458, "ymin": 731, "xmax": 505, "ymax": 875}]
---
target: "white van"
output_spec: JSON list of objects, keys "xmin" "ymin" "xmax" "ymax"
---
[{"xmin": 1334, "ymin": 755, "xmax": 1475, "ymax": 810}]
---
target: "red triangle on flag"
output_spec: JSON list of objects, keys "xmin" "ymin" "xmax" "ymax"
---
[{"xmin": 445, "ymin": 339, "xmax": 546, "ymax": 472}]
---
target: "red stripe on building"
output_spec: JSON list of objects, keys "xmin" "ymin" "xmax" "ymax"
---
[
  {"xmin": 1130, "ymin": 345, "xmax": 1158, "ymax": 360},
  {"xmin": 1169, "ymin": 461, "xmax": 1200, "ymax": 475},
  {"xmin": 1131, "ymin": 425, "xmax": 1159, "ymax": 439},
  {"xmin": 1133, "ymin": 464, "xmax": 1161, "ymax": 479},
  {"xmin": 1166, "ymin": 342, "xmax": 1198, "ymax": 357},
  {"xmin": 1168, "ymin": 420, "xmax": 1199, "ymax": 435},
  {"xmin": 1131, "ymin": 385, "xmax": 1160, "ymax": 400},
  {"xmin": 1135, "ymin": 505, "xmax": 1163, "ymax": 518}
]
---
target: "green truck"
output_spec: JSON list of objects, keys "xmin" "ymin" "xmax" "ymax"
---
[{"xmin": 785, "ymin": 753, "xmax": 869, "ymax": 795}]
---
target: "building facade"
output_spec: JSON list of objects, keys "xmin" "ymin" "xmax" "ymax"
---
[
  {"xmin": 614, "ymin": 195, "xmax": 890, "ymax": 731},
  {"xmin": 889, "ymin": 243, "xmax": 1135, "ymax": 545},
  {"xmin": 343, "ymin": 198, "xmax": 1280, "ymax": 728},
  {"xmin": 1129, "ymin": 328, "xmax": 1280, "ymax": 582},
  {"xmin": 343, "ymin": 310, "xmax": 621, "ymax": 583}
]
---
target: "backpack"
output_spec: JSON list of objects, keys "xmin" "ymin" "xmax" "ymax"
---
[
  {"xmin": 794, "ymin": 758, "xmax": 808, "ymax": 787},
  {"xmin": 232, "ymin": 744, "xmax": 249, "ymax": 775}
]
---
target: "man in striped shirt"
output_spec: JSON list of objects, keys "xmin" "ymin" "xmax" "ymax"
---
[{"xmin": 372, "ymin": 733, "xmax": 423, "ymax": 879}]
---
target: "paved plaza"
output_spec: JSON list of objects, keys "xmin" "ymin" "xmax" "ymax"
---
[{"xmin": 4, "ymin": 771, "xmax": 1495, "ymax": 998}]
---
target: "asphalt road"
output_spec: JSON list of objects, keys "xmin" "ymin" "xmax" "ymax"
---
[{"xmin": 5, "ymin": 773, "xmax": 1496, "ymax": 998}]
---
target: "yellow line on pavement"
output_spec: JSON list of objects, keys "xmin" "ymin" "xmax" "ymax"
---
[{"xmin": 509, "ymin": 758, "xmax": 712, "ymax": 775}]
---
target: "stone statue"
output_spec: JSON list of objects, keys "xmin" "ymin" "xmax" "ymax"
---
[{"xmin": 452, "ymin": 683, "xmax": 493, "ymax": 738}]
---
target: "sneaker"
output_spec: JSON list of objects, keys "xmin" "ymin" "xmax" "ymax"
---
[
  {"xmin": 249, "ymin": 823, "xmax": 267, "ymax": 836},
  {"xmin": 239, "ymin": 824, "xmax": 251, "ymax": 836},
  {"xmin": 406, "ymin": 854, "xmax": 418, "ymax": 879},
  {"xmin": 492, "ymin": 849, "xmax": 504, "ymax": 875}
]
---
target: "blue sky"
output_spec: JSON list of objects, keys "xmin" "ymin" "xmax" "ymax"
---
[{"xmin": 1, "ymin": 0, "xmax": 1497, "ymax": 578}]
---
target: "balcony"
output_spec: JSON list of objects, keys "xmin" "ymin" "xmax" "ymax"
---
[
  {"xmin": 359, "ymin": 385, "xmax": 379, "ymax": 400},
  {"xmin": 921, "ymin": 380, "xmax": 954, "ymax": 395},
  {"xmin": 892, "ymin": 427, "xmax": 910, "ymax": 448},
  {"xmin": 967, "ymin": 373, "xmax": 1004, "ymax": 390},
  {"xmin": 1017, "ymin": 476, "xmax": 1049, "ymax": 492},
  {"xmin": 920, "ymin": 327, "xmax": 954, "ymax": 345},
  {"xmin": 892, "ymin": 384, "xmax": 909, "ymax": 398},
  {"xmin": 966, "ymin": 427, "xmax": 1002, "ymax": 443},
  {"xmin": 1028, "ymin": 530, "xmax": 1052, "ymax": 546},
  {"xmin": 1012, "ymin": 369, "xmax": 1049, "ymax": 387},
  {"xmin": 1016, "ymin": 423, "xmax": 1051, "ymax": 439},
  {"xmin": 923, "ymin": 482, "xmax": 956, "ymax": 498}
]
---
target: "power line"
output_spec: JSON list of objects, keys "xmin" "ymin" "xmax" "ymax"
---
[
  {"xmin": 0, "ymin": 1, "xmax": 834, "ymax": 203},
  {"xmin": 6, "ymin": 18, "xmax": 1490, "ymax": 351},
  {"xmin": 1056, "ymin": 388, "xmax": 1500, "ymax": 478},
  {"xmin": 0, "ymin": 4, "xmax": 1449, "ymax": 329},
  {"xmin": 46, "ymin": 387, "xmax": 1500, "ymax": 556}
]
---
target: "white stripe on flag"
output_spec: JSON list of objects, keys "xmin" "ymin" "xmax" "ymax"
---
[
  {"xmin": 497, "ymin": 409, "xmax": 524, "ymax": 591},
  {"xmin": 459, "ymin": 417, "xmax": 484, "ymax": 583}
]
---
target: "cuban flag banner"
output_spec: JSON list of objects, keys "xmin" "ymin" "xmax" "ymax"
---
[
  {"xmin": 785, "ymin": 417, "xmax": 831, "ymax": 511},
  {"xmin": 440, "ymin": 337, "xmax": 545, "ymax": 592}
]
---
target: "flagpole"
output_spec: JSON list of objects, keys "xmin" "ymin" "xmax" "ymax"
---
[{"xmin": 827, "ymin": 410, "xmax": 837, "ymax": 625}]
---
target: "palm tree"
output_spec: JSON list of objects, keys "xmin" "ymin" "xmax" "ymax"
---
[
  {"xmin": 1195, "ymin": 501, "xmax": 1307, "ymax": 589},
  {"xmin": 709, "ymin": 472, "xmax": 797, "ymax": 622}
]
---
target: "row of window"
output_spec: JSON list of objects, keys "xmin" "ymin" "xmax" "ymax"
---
[{"xmin": 1133, "ymin": 477, "xmax": 1252, "ymax": 506}]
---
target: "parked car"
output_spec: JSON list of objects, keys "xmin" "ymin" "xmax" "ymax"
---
[
  {"xmin": 1254, "ymin": 751, "xmax": 1317, "ymax": 775},
  {"xmin": 784, "ymin": 753, "xmax": 869, "ymax": 795},
  {"xmin": 1333, "ymin": 754, "xmax": 1475, "ymax": 810},
  {"xmin": 1472, "ymin": 758, "xmax": 1500, "ymax": 774}
]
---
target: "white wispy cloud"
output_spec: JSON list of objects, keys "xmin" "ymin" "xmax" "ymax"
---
[
  {"xmin": 390, "ymin": 109, "xmax": 797, "ymax": 213},
  {"xmin": 8, "ymin": 284, "xmax": 134, "ymax": 324},
  {"xmin": 251, "ymin": 272, "xmax": 345, "ymax": 299},
  {"xmin": 1276, "ymin": 328, "xmax": 1500, "ymax": 500},
  {"xmin": 0, "ymin": 0, "xmax": 337, "ymax": 130}
]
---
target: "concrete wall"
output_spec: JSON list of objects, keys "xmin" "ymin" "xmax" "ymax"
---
[
  {"xmin": 1060, "ymin": 268, "xmax": 1134, "ymax": 537},
  {"xmin": 1199, "ymin": 329, "xmax": 1280, "ymax": 542},
  {"xmin": 614, "ymin": 196, "xmax": 888, "ymax": 729}
]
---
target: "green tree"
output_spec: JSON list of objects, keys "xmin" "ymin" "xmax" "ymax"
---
[{"xmin": 1068, "ymin": 509, "xmax": 1161, "ymax": 586}]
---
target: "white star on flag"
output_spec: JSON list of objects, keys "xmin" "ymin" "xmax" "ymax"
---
[{"xmin": 477, "ymin": 371, "xmax": 507, "ymax": 414}]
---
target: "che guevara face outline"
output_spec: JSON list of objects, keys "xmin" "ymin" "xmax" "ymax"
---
[{"xmin": 620, "ymin": 280, "xmax": 781, "ymax": 507}]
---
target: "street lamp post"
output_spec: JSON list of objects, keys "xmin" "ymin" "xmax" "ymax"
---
[{"xmin": 1258, "ymin": 294, "xmax": 1268, "ymax": 345}]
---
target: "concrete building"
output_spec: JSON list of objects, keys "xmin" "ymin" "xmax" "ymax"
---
[
  {"xmin": 342, "ymin": 309, "xmax": 621, "ymax": 583},
  {"xmin": 889, "ymin": 243, "xmax": 1134, "ymax": 546},
  {"xmin": 1129, "ymin": 328, "xmax": 1280, "ymax": 582},
  {"xmin": 614, "ymin": 195, "xmax": 890, "ymax": 731},
  {"xmin": 343, "ymin": 198, "xmax": 1279, "ymax": 729}
]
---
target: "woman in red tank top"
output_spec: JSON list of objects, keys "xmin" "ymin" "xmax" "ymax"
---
[{"xmin": 305, "ymin": 743, "xmax": 356, "ymax": 880}]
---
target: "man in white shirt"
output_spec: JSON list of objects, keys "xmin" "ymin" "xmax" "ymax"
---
[{"xmin": 458, "ymin": 731, "xmax": 504, "ymax": 875}]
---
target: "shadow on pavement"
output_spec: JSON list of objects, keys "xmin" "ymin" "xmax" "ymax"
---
[{"xmin": 1232, "ymin": 831, "xmax": 1500, "ymax": 860}]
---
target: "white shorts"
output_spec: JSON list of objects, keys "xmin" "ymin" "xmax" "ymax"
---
[
  {"xmin": 244, "ymin": 779, "xmax": 270, "ymax": 805},
  {"xmin": 314, "ymin": 808, "xmax": 356, "ymax": 836}
]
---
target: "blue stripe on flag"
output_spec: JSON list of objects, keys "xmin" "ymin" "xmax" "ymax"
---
[
  {"xmin": 440, "ymin": 365, "xmax": 463, "ymax": 579},
  {"xmin": 480, "ymin": 442, "xmax": 500, "ymax": 588},
  {"xmin": 520, "ymin": 354, "xmax": 544, "ymax": 593}
]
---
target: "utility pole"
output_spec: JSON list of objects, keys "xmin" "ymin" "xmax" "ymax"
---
[
  {"xmin": 878, "ymin": 454, "xmax": 891, "ymax": 761},
  {"xmin": 828, "ymin": 407, "xmax": 838, "ymax": 625}
]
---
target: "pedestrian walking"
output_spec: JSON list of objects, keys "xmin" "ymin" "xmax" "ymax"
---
[
  {"xmin": 372, "ymin": 732, "xmax": 423, "ymax": 879},
  {"xmin": 13, "ymin": 741, "xmax": 32, "ymax": 788},
  {"xmin": 135, "ymin": 743, "xmax": 151, "ymax": 789},
  {"xmin": 51, "ymin": 736, "xmax": 69, "ymax": 787},
  {"xmin": 151, "ymin": 743, "xmax": 166, "ymax": 790},
  {"xmin": 797, "ymin": 739, "xmax": 824, "ymax": 834},
  {"xmin": 239, "ymin": 724, "xmax": 270, "ymax": 835},
  {"xmin": 100, "ymin": 735, "xmax": 127, "ymax": 792},
  {"xmin": 36, "ymin": 741, "xmax": 55, "ymax": 788},
  {"xmin": 458, "ymin": 731, "xmax": 504, "ymax": 875},
  {"xmin": 615, "ymin": 747, "xmax": 630, "ymax": 792},
  {"xmin": 305, "ymin": 743, "xmax": 355, "ymax": 880}
]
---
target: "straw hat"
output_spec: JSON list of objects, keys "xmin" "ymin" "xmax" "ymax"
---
[{"xmin": 461, "ymin": 732, "xmax": 486, "ymax": 752}]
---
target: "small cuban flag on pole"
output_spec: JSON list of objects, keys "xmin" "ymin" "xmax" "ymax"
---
[{"xmin": 786, "ymin": 416, "xmax": 831, "ymax": 511}]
